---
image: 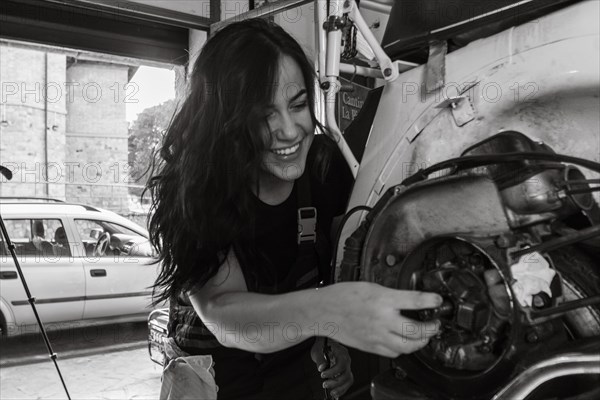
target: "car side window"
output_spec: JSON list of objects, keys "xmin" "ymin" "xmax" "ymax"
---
[
  {"xmin": 74, "ymin": 219, "xmax": 152, "ymax": 258},
  {"xmin": 3, "ymin": 219, "xmax": 71, "ymax": 259},
  {"xmin": 75, "ymin": 220, "xmax": 108, "ymax": 258}
]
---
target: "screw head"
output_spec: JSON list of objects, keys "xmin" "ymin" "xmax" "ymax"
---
[
  {"xmin": 526, "ymin": 331, "xmax": 539, "ymax": 343},
  {"xmin": 394, "ymin": 367, "xmax": 408, "ymax": 379},
  {"xmin": 383, "ymin": 68, "xmax": 392, "ymax": 77},
  {"xmin": 385, "ymin": 254, "xmax": 397, "ymax": 267},
  {"xmin": 533, "ymin": 293, "xmax": 551, "ymax": 309},
  {"xmin": 495, "ymin": 235, "xmax": 512, "ymax": 248}
]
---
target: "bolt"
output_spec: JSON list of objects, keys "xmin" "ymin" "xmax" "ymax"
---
[
  {"xmin": 383, "ymin": 68, "xmax": 392, "ymax": 77},
  {"xmin": 436, "ymin": 300, "xmax": 454, "ymax": 317},
  {"xmin": 320, "ymin": 82, "xmax": 330, "ymax": 91},
  {"xmin": 469, "ymin": 254, "xmax": 484, "ymax": 266},
  {"xmin": 385, "ymin": 254, "xmax": 397, "ymax": 267},
  {"xmin": 394, "ymin": 367, "xmax": 407, "ymax": 379},
  {"xmin": 495, "ymin": 235, "xmax": 512, "ymax": 248},
  {"xmin": 419, "ymin": 309, "xmax": 433, "ymax": 320},
  {"xmin": 344, "ymin": 0, "xmax": 350, "ymax": 8},
  {"xmin": 533, "ymin": 296, "xmax": 545, "ymax": 308},
  {"xmin": 533, "ymin": 293, "xmax": 551, "ymax": 309},
  {"xmin": 526, "ymin": 331, "xmax": 539, "ymax": 343}
]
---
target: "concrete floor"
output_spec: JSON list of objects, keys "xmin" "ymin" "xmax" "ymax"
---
[{"xmin": 0, "ymin": 347, "xmax": 162, "ymax": 400}]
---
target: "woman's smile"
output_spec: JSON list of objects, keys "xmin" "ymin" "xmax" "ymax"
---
[{"xmin": 270, "ymin": 139, "xmax": 302, "ymax": 157}]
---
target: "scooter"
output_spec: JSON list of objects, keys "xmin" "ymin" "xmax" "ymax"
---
[{"xmin": 316, "ymin": 0, "xmax": 600, "ymax": 398}]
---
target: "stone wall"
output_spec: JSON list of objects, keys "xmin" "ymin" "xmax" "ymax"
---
[
  {"xmin": 0, "ymin": 45, "xmax": 67, "ymax": 199},
  {"xmin": 65, "ymin": 60, "xmax": 130, "ymax": 213}
]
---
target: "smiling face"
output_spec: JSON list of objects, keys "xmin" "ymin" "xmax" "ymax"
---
[{"xmin": 259, "ymin": 55, "xmax": 315, "ymax": 191}]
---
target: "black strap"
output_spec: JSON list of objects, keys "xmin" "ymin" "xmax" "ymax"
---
[
  {"xmin": 297, "ymin": 170, "xmax": 312, "ymax": 209},
  {"xmin": 297, "ymin": 171, "xmax": 316, "ymax": 249},
  {"xmin": 296, "ymin": 172, "xmax": 331, "ymax": 284}
]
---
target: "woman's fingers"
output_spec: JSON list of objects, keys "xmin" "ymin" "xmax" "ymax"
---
[
  {"xmin": 323, "ymin": 369, "xmax": 354, "ymax": 395},
  {"xmin": 330, "ymin": 379, "xmax": 353, "ymax": 399},
  {"xmin": 389, "ymin": 330, "xmax": 432, "ymax": 353},
  {"xmin": 377, "ymin": 320, "xmax": 440, "ymax": 357},
  {"xmin": 387, "ymin": 317, "xmax": 441, "ymax": 341},
  {"xmin": 324, "ymin": 283, "xmax": 445, "ymax": 358},
  {"xmin": 389, "ymin": 290, "xmax": 443, "ymax": 310},
  {"xmin": 320, "ymin": 359, "xmax": 345, "ymax": 379}
]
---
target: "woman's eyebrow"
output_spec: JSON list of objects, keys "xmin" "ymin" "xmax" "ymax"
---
[{"xmin": 288, "ymin": 88, "xmax": 307, "ymax": 103}]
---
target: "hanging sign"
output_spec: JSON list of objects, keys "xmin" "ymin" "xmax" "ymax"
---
[{"xmin": 337, "ymin": 77, "xmax": 370, "ymax": 132}]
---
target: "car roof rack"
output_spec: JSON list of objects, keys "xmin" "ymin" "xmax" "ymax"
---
[
  {"xmin": 0, "ymin": 196, "xmax": 65, "ymax": 203},
  {"xmin": 0, "ymin": 197, "xmax": 103, "ymax": 212}
]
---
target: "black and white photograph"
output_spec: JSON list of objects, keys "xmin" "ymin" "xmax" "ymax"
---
[{"xmin": 1, "ymin": 1, "xmax": 599, "ymax": 399}]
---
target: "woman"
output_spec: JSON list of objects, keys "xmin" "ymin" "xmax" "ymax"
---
[{"xmin": 148, "ymin": 18, "xmax": 442, "ymax": 399}]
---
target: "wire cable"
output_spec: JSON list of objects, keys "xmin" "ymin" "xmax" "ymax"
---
[{"xmin": 321, "ymin": 204, "xmax": 372, "ymax": 399}]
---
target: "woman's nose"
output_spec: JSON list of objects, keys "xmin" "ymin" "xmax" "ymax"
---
[{"xmin": 274, "ymin": 113, "xmax": 298, "ymax": 141}]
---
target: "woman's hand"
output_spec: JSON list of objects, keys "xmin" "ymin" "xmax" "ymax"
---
[
  {"xmin": 317, "ymin": 282, "xmax": 443, "ymax": 358},
  {"xmin": 311, "ymin": 338, "xmax": 353, "ymax": 399}
]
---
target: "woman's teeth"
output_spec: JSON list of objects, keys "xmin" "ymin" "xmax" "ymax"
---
[{"xmin": 272, "ymin": 142, "xmax": 300, "ymax": 156}]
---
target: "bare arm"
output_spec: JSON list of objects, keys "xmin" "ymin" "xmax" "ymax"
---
[
  {"xmin": 188, "ymin": 248, "xmax": 328, "ymax": 353},
  {"xmin": 189, "ymin": 248, "xmax": 443, "ymax": 357}
]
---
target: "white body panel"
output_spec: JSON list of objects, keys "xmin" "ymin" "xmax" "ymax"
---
[{"xmin": 342, "ymin": 1, "xmax": 600, "ymax": 245}]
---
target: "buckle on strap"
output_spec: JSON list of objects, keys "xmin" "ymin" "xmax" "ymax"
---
[{"xmin": 297, "ymin": 207, "xmax": 317, "ymax": 244}]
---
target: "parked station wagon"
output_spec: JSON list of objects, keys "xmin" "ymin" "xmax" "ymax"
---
[{"xmin": 0, "ymin": 198, "xmax": 160, "ymax": 336}]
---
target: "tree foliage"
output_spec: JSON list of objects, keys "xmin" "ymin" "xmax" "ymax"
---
[{"xmin": 128, "ymin": 99, "xmax": 177, "ymax": 196}]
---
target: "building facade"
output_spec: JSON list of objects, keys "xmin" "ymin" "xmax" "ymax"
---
[{"xmin": 0, "ymin": 41, "xmax": 137, "ymax": 213}]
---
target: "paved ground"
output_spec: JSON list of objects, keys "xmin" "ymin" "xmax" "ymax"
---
[
  {"xmin": 0, "ymin": 322, "xmax": 162, "ymax": 399},
  {"xmin": 0, "ymin": 347, "xmax": 162, "ymax": 400},
  {"xmin": 0, "ymin": 322, "xmax": 148, "ymax": 368}
]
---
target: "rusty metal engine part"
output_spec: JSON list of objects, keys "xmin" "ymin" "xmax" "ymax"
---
[{"xmin": 338, "ymin": 131, "xmax": 600, "ymax": 399}]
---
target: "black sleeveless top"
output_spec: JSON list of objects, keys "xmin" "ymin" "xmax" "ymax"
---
[{"xmin": 168, "ymin": 135, "xmax": 353, "ymax": 399}]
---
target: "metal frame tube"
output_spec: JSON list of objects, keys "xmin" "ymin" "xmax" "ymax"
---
[
  {"xmin": 324, "ymin": 0, "xmax": 359, "ymax": 177},
  {"xmin": 340, "ymin": 62, "xmax": 384, "ymax": 79},
  {"xmin": 314, "ymin": 1, "xmax": 327, "ymax": 125},
  {"xmin": 493, "ymin": 353, "xmax": 600, "ymax": 400},
  {"xmin": 315, "ymin": 0, "xmax": 327, "ymax": 83},
  {"xmin": 360, "ymin": 0, "xmax": 392, "ymax": 15},
  {"xmin": 349, "ymin": 1, "xmax": 397, "ymax": 81}
]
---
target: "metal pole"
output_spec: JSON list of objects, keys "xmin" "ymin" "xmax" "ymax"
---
[
  {"xmin": 0, "ymin": 167, "xmax": 71, "ymax": 400},
  {"xmin": 44, "ymin": 52, "xmax": 50, "ymax": 197},
  {"xmin": 323, "ymin": 0, "xmax": 359, "ymax": 177}
]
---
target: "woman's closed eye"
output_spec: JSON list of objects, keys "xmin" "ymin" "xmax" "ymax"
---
[
  {"xmin": 291, "ymin": 101, "xmax": 308, "ymax": 111},
  {"xmin": 264, "ymin": 110, "xmax": 276, "ymax": 120}
]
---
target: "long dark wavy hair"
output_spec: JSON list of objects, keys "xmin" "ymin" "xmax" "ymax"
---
[{"xmin": 147, "ymin": 18, "xmax": 334, "ymax": 305}]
